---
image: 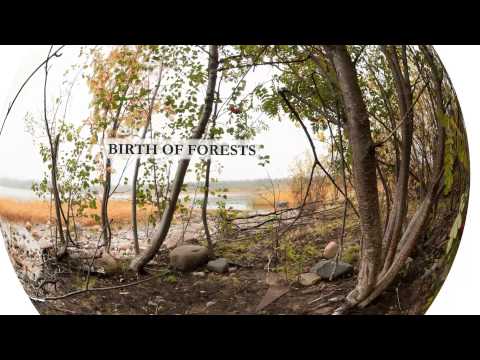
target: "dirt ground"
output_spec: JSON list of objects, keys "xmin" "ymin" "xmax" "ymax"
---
[
  {"xmin": 3, "ymin": 200, "xmax": 456, "ymax": 315},
  {"xmin": 32, "ymin": 257, "xmax": 398, "ymax": 315}
]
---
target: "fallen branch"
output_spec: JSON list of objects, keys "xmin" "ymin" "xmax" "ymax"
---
[{"xmin": 29, "ymin": 271, "xmax": 167, "ymax": 302}]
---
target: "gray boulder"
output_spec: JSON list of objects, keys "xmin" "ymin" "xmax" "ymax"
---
[
  {"xmin": 169, "ymin": 245, "xmax": 209, "ymax": 272},
  {"xmin": 79, "ymin": 253, "xmax": 121, "ymax": 276},
  {"xmin": 206, "ymin": 258, "xmax": 229, "ymax": 273},
  {"xmin": 310, "ymin": 260, "xmax": 353, "ymax": 280}
]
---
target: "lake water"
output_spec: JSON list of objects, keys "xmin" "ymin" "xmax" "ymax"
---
[
  {"xmin": 0, "ymin": 185, "xmax": 36, "ymax": 201},
  {"xmin": 0, "ymin": 185, "xmax": 254, "ymax": 211}
]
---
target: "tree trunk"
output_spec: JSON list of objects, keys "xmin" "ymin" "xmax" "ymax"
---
[
  {"xmin": 382, "ymin": 45, "xmax": 414, "ymax": 272},
  {"xmin": 202, "ymin": 158, "xmax": 213, "ymax": 256},
  {"xmin": 131, "ymin": 160, "xmax": 141, "ymax": 254},
  {"xmin": 201, "ymin": 82, "xmax": 221, "ymax": 258},
  {"xmin": 358, "ymin": 178, "xmax": 441, "ymax": 308},
  {"xmin": 101, "ymin": 158, "xmax": 112, "ymax": 252},
  {"xmin": 43, "ymin": 49, "xmax": 67, "ymax": 259},
  {"xmin": 355, "ymin": 46, "xmax": 446, "ymax": 309},
  {"xmin": 324, "ymin": 45, "xmax": 383, "ymax": 303},
  {"xmin": 101, "ymin": 84, "xmax": 130, "ymax": 252},
  {"xmin": 132, "ymin": 66, "xmax": 164, "ymax": 255},
  {"xmin": 129, "ymin": 45, "xmax": 219, "ymax": 273},
  {"xmin": 51, "ymin": 134, "xmax": 67, "ymax": 258}
]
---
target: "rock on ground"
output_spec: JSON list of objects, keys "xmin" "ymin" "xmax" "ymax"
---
[
  {"xmin": 82, "ymin": 252, "xmax": 122, "ymax": 276},
  {"xmin": 206, "ymin": 258, "xmax": 229, "ymax": 273},
  {"xmin": 298, "ymin": 272, "xmax": 321, "ymax": 286},
  {"xmin": 323, "ymin": 241, "xmax": 338, "ymax": 259},
  {"xmin": 310, "ymin": 260, "xmax": 353, "ymax": 280},
  {"xmin": 98, "ymin": 253, "xmax": 121, "ymax": 274},
  {"xmin": 169, "ymin": 245, "xmax": 209, "ymax": 272}
]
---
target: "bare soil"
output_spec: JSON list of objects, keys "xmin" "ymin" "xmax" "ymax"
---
[{"xmin": 3, "ymin": 200, "xmax": 456, "ymax": 315}]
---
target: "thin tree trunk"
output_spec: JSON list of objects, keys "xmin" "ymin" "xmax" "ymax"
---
[
  {"xmin": 43, "ymin": 47, "xmax": 66, "ymax": 259},
  {"xmin": 131, "ymin": 161, "xmax": 141, "ymax": 254},
  {"xmin": 132, "ymin": 65, "xmax": 164, "ymax": 254},
  {"xmin": 382, "ymin": 45, "xmax": 414, "ymax": 272},
  {"xmin": 376, "ymin": 162, "xmax": 392, "ymax": 234},
  {"xmin": 358, "ymin": 176, "xmax": 442, "ymax": 308},
  {"xmin": 129, "ymin": 45, "xmax": 219, "ymax": 273},
  {"xmin": 101, "ymin": 84, "xmax": 131, "ymax": 252},
  {"xmin": 202, "ymin": 158, "xmax": 213, "ymax": 256},
  {"xmin": 101, "ymin": 161, "xmax": 112, "ymax": 252},
  {"xmin": 201, "ymin": 79, "xmax": 221, "ymax": 258},
  {"xmin": 51, "ymin": 134, "xmax": 67, "ymax": 258}
]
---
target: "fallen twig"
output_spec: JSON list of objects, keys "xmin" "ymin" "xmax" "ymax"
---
[{"xmin": 29, "ymin": 271, "xmax": 167, "ymax": 302}]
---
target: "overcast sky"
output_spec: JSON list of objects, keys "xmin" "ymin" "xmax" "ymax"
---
[{"xmin": 0, "ymin": 45, "xmax": 327, "ymax": 183}]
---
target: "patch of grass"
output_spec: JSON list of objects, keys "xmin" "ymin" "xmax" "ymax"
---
[
  {"xmin": 0, "ymin": 197, "xmax": 155, "ymax": 226},
  {"xmin": 312, "ymin": 219, "xmax": 341, "ymax": 238},
  {"xmin": 164, "ymin": 274, "xmax": 178, "ymax": 284},
  {"xmin": 216, "ymin": 236, "xmax": 259, "ymax": 260},
  {"xmin": 276, "ymin": 236, "xmax": 321, "ymax": 281},
  {"xmin": 250, "ymin": 189, "xmax": 298, "ymax": 209},
  {"xmin": 341, "ymin": 243, "xmax": 360, "ymax": 265}
]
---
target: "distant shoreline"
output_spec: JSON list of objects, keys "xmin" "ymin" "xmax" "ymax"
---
[{"xmin": 0, "ymin": 176, "xmax": 291, "ymax": 192}]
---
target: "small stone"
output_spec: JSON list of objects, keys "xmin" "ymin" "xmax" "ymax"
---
[
  {"xmin": 206, "ymin": 301, "xmax": 216, "ymax": 308},
  {"xmin": 228, "ymin": 266, "xmax": 238, "ymax": 273},
  {"xmin": 323, "ymin": 241, "xmax": 338, "ymax": 259},
  {"xmin": 311, "ymin": 260, "xmax": 353, "ymax": 280},
  {"xmin": 206, "ymin": 258, "xmax": 229, "ymax": 273},
  {"xmin": 298, "ymin": 272, "xmax": 321, "ymax": 286},
  {"xmin": 193, "ymin": 271, "xmax": 206, "ymax": 277},
  {"xmin": 25, "ymin": 222, "xmax": 32, "ymax": 231}
]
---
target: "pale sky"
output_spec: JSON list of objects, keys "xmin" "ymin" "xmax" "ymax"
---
[{"xmin": 0, "ymin": 45, "xmax": 327, "ymax": 183}]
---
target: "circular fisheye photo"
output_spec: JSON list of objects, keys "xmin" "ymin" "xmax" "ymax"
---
[{"xmin": 0, "ymin": 45, "xmax": 469, "ymax": 315}]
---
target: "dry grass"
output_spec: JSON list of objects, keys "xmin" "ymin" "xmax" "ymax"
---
[
  {"xmin": 0, "ymin": 181, "xmax": 345, "ymax": 226},
  {"xmin": 251, "ymin": 183, "xmax": 338, "ymax": 210},
  {"xmin": 0, "ymin": 197, "xmax": 156, "ymax": 226},
  {"xmin": 250, "ymin": 190, "xmax": 298, "ymax": 209}
]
